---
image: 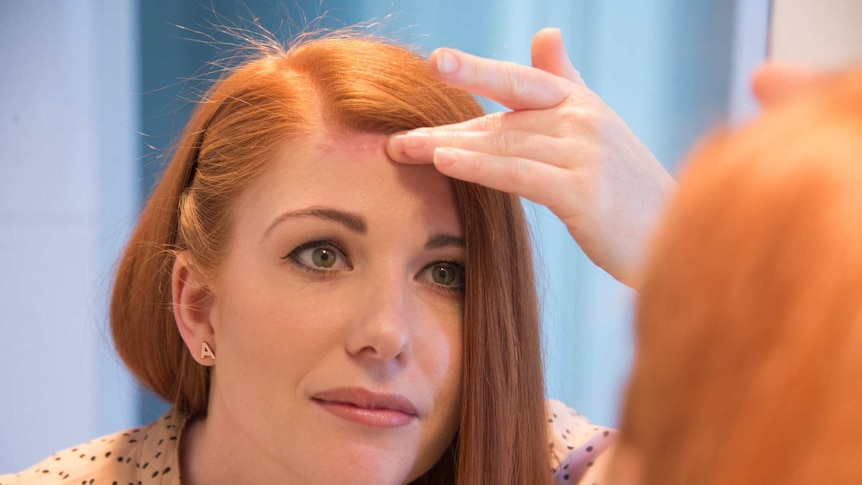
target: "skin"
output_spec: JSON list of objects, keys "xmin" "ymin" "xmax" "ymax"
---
[
  {"xmin": 387, "ymin": 28, "xmax": 677, "ymax": 288},
  {"xmin": 172, "ymin": 133, "xmax": 465, "ymax": 485},
  {"xmin": 751, "ymin": 61, "xmax": 823, "ymax": 107}
]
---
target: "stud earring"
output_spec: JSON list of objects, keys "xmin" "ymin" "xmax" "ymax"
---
[{"xmin": 200, "ymin": 341, "xmax": 216, "ymax": 361}]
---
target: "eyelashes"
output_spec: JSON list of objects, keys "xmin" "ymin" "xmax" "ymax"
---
[
  {"xmin": 283, "ymin": 239, "xmax": 465, "ymax": 292},
  {"xmin": 284, "ymin": 239, "xmax": 353, "ymax": 275}
]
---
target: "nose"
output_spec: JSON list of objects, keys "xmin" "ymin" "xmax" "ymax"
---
[{"xmin": 345, "ymin": 274, "xmax": 412, "ymax": 363}]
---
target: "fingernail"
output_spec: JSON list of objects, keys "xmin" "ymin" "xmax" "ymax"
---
[
  {"xmin": 386, "ymin": 133, "xmax": 404, "ymax": 152},
  {"xmin": 434, "ymin": 147, "xmax": 459, "ymax": 167},
  {"xmin": 435, "ymin": 49, "xmax": 458, "ymax": 75},
  {"xmin": 405, "ymin": 131, "xmax": 430, "ymax": 149}
]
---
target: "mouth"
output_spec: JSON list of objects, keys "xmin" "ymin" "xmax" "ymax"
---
[{"xmin": 311, "ymin": 387, "xmax": 419, "ymax": 428}]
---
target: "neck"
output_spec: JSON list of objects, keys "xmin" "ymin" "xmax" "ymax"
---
[{"xmin": 179, "ymin": 408, "xmax": 311, "ymax": 485}]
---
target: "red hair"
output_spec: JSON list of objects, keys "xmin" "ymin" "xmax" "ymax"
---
[
  {"xmin": 618, "ymin": 67, "xmax": 862, "ymax": 484},
  {"xmin": 110, "ymin": 33, "xmax": 550, "ymax": 485}
]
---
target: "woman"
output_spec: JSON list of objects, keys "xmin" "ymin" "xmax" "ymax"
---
[
  {"xmin": 0, "ymin": 32, "xmax": 616, "ymax": 485},
  {"xmin": 611, "ymin": 68, "xmax": 862, "ymax": 484}
]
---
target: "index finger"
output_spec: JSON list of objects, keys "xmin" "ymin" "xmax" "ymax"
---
[{"xmin": 431, "ymin": 48, "xmax": 572, "ymax": 111}]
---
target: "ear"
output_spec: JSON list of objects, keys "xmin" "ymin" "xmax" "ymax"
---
[{"xmin": 172, "ymin": 251, "xmax": 216, "ymax": 366}]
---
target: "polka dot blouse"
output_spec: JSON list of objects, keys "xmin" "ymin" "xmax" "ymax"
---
[
  {"xmin": 0, "ymin": 401, "xmax": 615, "ymax": 484},
  {"xmin": 545, "ymin": 399, "xmax": 617, "ymax": 484},
  {"xmin": 0, "ymin": 414, "xmax": 184, "ymax": 485}
]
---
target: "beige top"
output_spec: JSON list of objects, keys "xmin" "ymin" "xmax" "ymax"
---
[
  {"xmin": 0, "ymin": 400, "xmax": 615, "ymax": 485},
  {"xmin": 0, "ymin": 413, "xmax": 184, "ymax": 485}
]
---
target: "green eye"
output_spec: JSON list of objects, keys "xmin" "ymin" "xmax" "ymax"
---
[
  {"xmin": 286, "ymin": 240, "xmax": 351, "ymax": 273},
  {"xmin": 428, "ymin": 263, "xmax": 464, "ymax": 288},
  {"xmin": 311, "ymin": 247, "xmax": 338, "ymax": 268}
]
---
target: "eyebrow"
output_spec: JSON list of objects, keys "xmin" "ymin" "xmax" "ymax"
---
[
  {"xmin": 262, "ymin": 207, "xmax": 367, "ymax": 243},
  {"xmin": 260, "ymin": 206, "xmax": 464, "ymax": 249},
  {"xmin": 425, "ymin": 234, "xmax": 465, "ymax": 250}
]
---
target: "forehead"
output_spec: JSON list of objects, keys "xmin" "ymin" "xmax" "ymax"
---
[
  {"xmin": 316, "ymin": 132, "xmax": 385, "ymax": 157},
  {"xmin": 235, "ymin": 132, "xmax": 461, "ymax": 234}
]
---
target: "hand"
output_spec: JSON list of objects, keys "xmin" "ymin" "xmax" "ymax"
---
[
  {"xmin": 752, "ymin": 61, "xmax": 823, "ymax": 108},
  {"xmin": 387, "ymin": 28, "xmax": 676, "ymax": 288}
]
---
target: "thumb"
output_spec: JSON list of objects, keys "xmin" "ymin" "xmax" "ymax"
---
[
  {"xmin": 531, "ymin": 28, "xmax": 584, "ymax": 85},
  {"xmin": 751, "ymin": 61, "xmax": 823, "ymax": 108}
]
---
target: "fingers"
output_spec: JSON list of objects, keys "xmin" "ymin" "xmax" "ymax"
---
[
  {"xmin": 388, "ymin": 27, "xmax": 595, "ymax": 164},
  {"xmin": 430, "ymin": 47, "xmax": 572, "ymax": 111},
  {"xmin": 531, "ymin": 28, "xmax": 584, "ymax": 85},
  {"xmin": 398, "ymin": 108, "xmax": 558, "ymax": 135},
  {"xmin": 387, "ymin": 129, "xmax": 577, "ymax": 167},
  {"xmin": 386, "ymin": 111, "xmax": 559, "ymax": 164},
  {"xmin": 386, "ymin": 100, "xmax": 607, "ymax": 164},
  {"xmin": 432, "ymin": 148, "xmax": 573, "ymax": 211},
  {"xmin": 751, "ymin": 61, "xmax": 823, "ymax": 107}
]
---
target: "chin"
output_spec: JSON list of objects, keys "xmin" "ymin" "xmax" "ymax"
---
[
  {"xmin": 318, "ymin": 463, "xmax": 412, "ymax": 485},
  {"xmin": 329, "ymin": 445, "xmax": 419, "ymax": 485}
]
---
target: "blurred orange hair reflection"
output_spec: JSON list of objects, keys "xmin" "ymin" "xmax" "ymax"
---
[{"xmin": 618, "ymin": 68, "xmax": 862, "ymax": 484}]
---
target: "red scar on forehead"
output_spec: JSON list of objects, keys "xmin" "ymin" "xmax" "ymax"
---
[{"xmin": 317, "ymin": 133, "xmax": 389, "ymax": 159}]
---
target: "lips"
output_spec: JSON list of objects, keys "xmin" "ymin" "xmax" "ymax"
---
[{"xmin": 311, "ymin": 387, "xmax": 419, "ymax": 427}]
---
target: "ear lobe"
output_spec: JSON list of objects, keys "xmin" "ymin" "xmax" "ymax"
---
[{"xmin": 172, "ymin": 251, "xmax": 216, "ymax": 366}]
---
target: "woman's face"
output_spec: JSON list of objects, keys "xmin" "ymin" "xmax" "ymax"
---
[{"xmin": 205, "ymin": 133, "xmax": 464, "ymax": 484}]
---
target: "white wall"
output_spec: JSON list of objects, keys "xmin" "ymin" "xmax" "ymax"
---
[
  {"xmin": 0, "ymin": 1, "xmax": 139, "ymax": 472},
  {"xmin": 770, "ymin": 0, "xmax": 862, "ymax": 68}
]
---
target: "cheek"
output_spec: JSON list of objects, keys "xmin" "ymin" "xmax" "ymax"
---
[
  {"xmin": 417, "ymin": 302, "xmax": 464, "ymax": 403},
  {"xmin": 212, "ymin": 275, "xmax": 349, "ymax": 376},
  {"xmin": 412, "ymin": 303, "xmax": 464, "ymax": 473}
]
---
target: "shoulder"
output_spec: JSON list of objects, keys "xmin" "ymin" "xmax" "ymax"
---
[
  {"xmin": 0, "ymin": 412, "xmax": 184, "ymax": 485},
  {"xmin": 545, "ymin": 399, "xmax": 617, "ymax": 485}
]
